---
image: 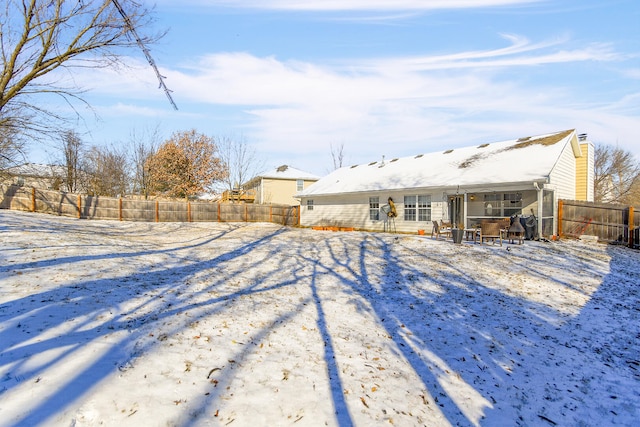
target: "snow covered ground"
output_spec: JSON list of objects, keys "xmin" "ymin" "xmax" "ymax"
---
[{"xmin": 0, "ymin": 209, "xmax": 638, "ymax": 427}]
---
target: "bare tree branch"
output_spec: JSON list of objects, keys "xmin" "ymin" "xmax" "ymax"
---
[
  {"xmin": 57, "ymin": 129, "xmax": 85, "ymax": 193},
  {"xmin": 330, "ymin": 142, "xmax": 345, "ymax": 170},
  {"xmin": 85, "ymin": 143, "xmax": 130, "ymax": 196},
  {"xmin": 129, "ymin": 124, "xmax": 160, "ymax": 199},
  {"xmin": 1, "ymin": 0, "xmax": 165, "ymax": 139},
  {"xmin": 217, "ymin": 135, "xmax": 265, "ymax": 197},
  {"xmin": 594, "ymin": 143, "xmax": 640, "ymax": 205}
]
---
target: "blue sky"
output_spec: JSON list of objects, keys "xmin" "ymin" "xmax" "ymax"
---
[{"xmin": 34, "ymin": 0, "xmax": 640, "ymax": 175}]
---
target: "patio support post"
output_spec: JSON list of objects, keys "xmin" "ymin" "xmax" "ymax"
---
[
  {"xmin": 558, "ymin": 199, "xmax": 564, "ymax": 238},
  {"xmin": 534, "ymin": 182, "xmax": 544, "ymax": 240}
]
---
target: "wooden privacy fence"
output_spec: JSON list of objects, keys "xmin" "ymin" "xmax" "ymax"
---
[
  {"xmin": 558, "ymin": 199, "xmax": 638, "ymax": 249},
  {"xmin": 0, "ymin": 185, "xmax": 300, "ymax": 226}
]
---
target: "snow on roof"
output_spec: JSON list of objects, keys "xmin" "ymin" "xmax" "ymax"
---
[
  {"xmin": 257, "ymin": 165, "xmax": 321, "ymax": 181},
  {"xmin": 3, "ymin": 163, "xmax": 64, "ymax": 177},
  {"xmin": 298, "ymin": 129, "xmax": 577, "ymax": 197}
]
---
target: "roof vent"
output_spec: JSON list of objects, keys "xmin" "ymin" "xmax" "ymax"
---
[
  {"xmin": 578, "ymin": 133, "xmax": 588, "ymax": 141},
  {"xmin": 350, "ymin": 164, "xmax": 358, "ymax": 169},
  {"xmin": 443, "ymin": 149, "xmax": 453, "ymax": 154},
  {"xmin": 414, "ymin": 154, "xmax": 423, "ymax": 158},
  {"xmin": 390, "ymin": 158, "xmax": 398, "ymax": 162},
  {"xmin": 368, "ymin": 161, "xmax": 377, "ymax": 166},
  {"xmin": 276, "ymin": 165, "xmax": 288, "ymax": 172},
  {"xmin": 517, "ymin": 136, "xmax": 531, "ymax": 142},
  {"xmin": 478, "ymin": 143, "xmax": 489, "ymax": 148}
]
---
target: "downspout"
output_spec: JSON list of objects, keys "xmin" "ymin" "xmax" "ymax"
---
[{"xmin": 533, "ymin": 182, "xmax": 543, "ymax": 240}]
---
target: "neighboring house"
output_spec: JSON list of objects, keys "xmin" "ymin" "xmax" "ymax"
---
[
  {"xmin": 297, "ymin": 129, "xmax": 594, "ymax": 238},
  {"xmin": 1, "ymin": 163, "xmax": 67, "ymax": 191},
  {"xmin": 243, "ymin": 165, "xmax": 320, "ymax": 206}
]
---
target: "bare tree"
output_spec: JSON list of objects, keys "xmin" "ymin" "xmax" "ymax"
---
[
  {"xmin": 59, "ymin": 130, "xmax": 85, "ymax": 193},
  {"xmin": 330, "ymin": 142, "xmax": 346, "ymax": 170},
  {"xmin": 217, "ymin": 135, "xmax": 265, "ymax": 196},
  {"xmin": 0, "ymin": 125, "xmax": 25, "ymax": 171},
  {"xmin": 594, "ymin": 143, "xmax": 640, "ymax": 205},
  {"xmin": 84, "ymin": 144, "xmax": 129, "ymax": 197},
  {"xmin": 146, "ymin": 130, "xmax": 226, "ymax": 199},
  {"xmin": 0, "ymin": 0, "xmax": 163, "ymax": 137},
  {"xmin": 129, "ymin": 125, "xmax": 161, "ymax": 199}
]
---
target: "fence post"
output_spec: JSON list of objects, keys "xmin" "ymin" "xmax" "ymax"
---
[
  {"xmin": 119, "ymin": 198, "xmax": 123, "ymax": 221},
  {"xmin": 155, "ymin": 200, "xmax": 159, "ymax": 222},
  {"xmin": 297, "ymin": 206, "xmax": 300, "ymax": 226},
  {"xmin": 557, "ymin": 199, "xmax": 564, "ymax": 238},
  {"xmin": 217, "ymin": 203, "xmax": 221, "ymax": 222},
  {"xmin": 245, "ymin": 204, "xmax": 248, "ymax": 222},
  {"xmin": 269, "ymin": 205, "xmax": 272, "ymax": 223},
  {"xmin": 77, "ymin": 194, "xmax": 82, "ymax": 219},
  {"xmin": 629, "ymin": 206, "xmax": 635, "ymax": 249},
  {"xmin": 31, "ymin": 187, "xmax": 36, "ymax": 212},
  {"xmin": 187, "ymin": 201, "xmax": 191, "ymax": 222}
]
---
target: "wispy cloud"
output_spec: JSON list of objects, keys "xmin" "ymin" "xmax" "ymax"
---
[
  {"xmin": 169, "ymin": 34, "xmax": 618, "ymax": 104},
  {"xmin": 359, "ymin": 36, "xmax": 619, "ymax": 73},
  {"xmin": 64, "ymin": 31, "xmax": 637, "ymax": 170},
  {"xmin": 162, "ymin": 0, "xmax": 541, "ymax": 11}
]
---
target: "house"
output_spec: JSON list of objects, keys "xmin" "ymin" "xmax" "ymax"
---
[
  {"xmin": 297, "ymin": 129, "xmax": 594, "ymax": 238},
  {"xmin": 0, "ymin": 163, "xmax": 67, "ymax": 191},
  {"xmin": 242, "ymin": 165, "xmax": 320, "ymax": 205}
]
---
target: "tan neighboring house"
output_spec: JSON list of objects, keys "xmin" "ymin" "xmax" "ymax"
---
[
  {"xmin": 1, "ymin": 163, "xmax": 67, "ymax": 190},
  {"xmin": 243, "ymin": 165, "xmax": 320, "ymax": 206}
]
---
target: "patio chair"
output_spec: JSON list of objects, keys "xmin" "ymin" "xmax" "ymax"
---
[
  {"xmin": 497, "ymin": 218, "xmax": 510, "ymax": 233},
  {"xmin": 431, "ymin": 220, "xmax": 452, "ymax": 240},
  {"xmin": 479, "ymin": 221, "xmax": 502, "ymax": 246},
  {"xmin": 440, "ymin": 220, "xmax": 453, "ymax": 229}
]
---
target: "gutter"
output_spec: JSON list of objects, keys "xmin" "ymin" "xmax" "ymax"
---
[{"xmin": 300, "ymin": 180, "xmax": 550, "ymax": 198}]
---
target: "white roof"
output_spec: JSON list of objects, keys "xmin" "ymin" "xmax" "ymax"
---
[
  {"xmin": 298, "ymin": 129, "xmax": 579, "ymax": 197},
  {"xmin": 257, "ymin": 165, "xmax": 320, "ymax": 181},
  {"xmin": 4, "ymin": 163, "xmax": 65, "ymax": 177}
]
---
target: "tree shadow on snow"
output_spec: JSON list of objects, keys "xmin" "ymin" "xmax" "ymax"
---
[
  {"xmin": 1, "ymin": 214, "xmax": 638, "ymax": 427},
  {"xmin": 0, "ymin": 221, "xmax": 296, "ymax": 426},
  {"xmin": 306, "ymin": 235, "xmax": 639, "ymax": 426}
]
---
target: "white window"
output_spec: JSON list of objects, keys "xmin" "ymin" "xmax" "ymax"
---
[
  {"xmin": 296, "ymin": 179, "xmax": 304, "ymax": 191},
  {"xmin": 503, "ymin": 192, "xmax": 522, "ymax": 217},
  {"xmin": 483, "ymin": 193, "xmax": 522, "ymax": 217},
  {"xmin": 484, "ymin": 194, "xmax": 500, "ymax": 216},
  {"xmin": 418, "ymin": 195, "xmax": 431, "ymax": 221},
  {"xmin": 306, "ymin": 199, "xmax": 314, "ymax": 210},
  {"xmin": 369, "ymin": 197, "xmax": 380, "ymax": 220},
  {"xmin": 404, "ymin": 196, "xmax": 416, "ymax": 221},
  {"xmin": 404, "ymin": 195, "xmax": 430, "ymax": 221}
]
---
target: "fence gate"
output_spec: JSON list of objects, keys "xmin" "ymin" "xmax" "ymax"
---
[{"xmin": 558, "ymin": 199, "xmax": 638, "ymax": 249}]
